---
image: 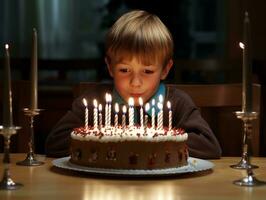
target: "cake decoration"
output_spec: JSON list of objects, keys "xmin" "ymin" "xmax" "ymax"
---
[{"xmin": 70, "ymin": 93, "xmax": 189, "ymax": 170}]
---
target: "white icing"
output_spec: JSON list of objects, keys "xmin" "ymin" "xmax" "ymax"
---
[{"xmin": 71, "ymin": 126, "xmax": 188, "ymax": 143}]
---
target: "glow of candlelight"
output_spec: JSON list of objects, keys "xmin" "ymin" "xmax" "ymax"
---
[
  {"xmin": 82, "ymin": 98, "xmax": 88, "ymax": 129},
  {"xmin": 239, "ymin": 42, "xmax": 245, "ymax": 49},
  {"xmin": 159, "ymin": 94, "xmax": 163, "ymax": 103},
  {"xmin": 167, "ymin": 101, "xmax": 172, "ymax": 131},
  {"xmin": 93, "ymin": 99, "xmax": 98, "ymax": 129}
]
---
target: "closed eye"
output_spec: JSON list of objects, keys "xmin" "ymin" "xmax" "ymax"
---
[
  {"xmin": 119, "ymin": 68, "xmax": 130, "ymax": 73},
  {"xmin": 144, "ymin": 69, "xmax": 154, "ymax": 74}
]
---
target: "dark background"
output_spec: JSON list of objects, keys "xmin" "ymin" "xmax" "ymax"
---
[{"xmin": 0, "ymin": 0, "xmax": 266, "ymax": 155}]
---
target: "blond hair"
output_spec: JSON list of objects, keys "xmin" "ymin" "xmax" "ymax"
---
[{"xmin": 105, "ymin": 10, "xmax": 173, "ymax": 67}]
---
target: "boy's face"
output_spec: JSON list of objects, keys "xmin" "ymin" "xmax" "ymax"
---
[{"xmin": 106, "ymin": 56, "xmax": 173, "ymax": 105}]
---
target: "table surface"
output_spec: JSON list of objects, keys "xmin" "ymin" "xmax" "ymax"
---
[{"xmin": 0, "ymin": 154, "xmax": 266, "ymax": 200}]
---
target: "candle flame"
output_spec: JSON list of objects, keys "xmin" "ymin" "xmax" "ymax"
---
[
  {"xmin": 122, "ymin": 105, "xmax": 127, "ymax": 114},
  {"xmin": 82, "ymin": 98, "xmax": 88, "ymax": 107},
  {"xmin": 5, "ymin": 44, "xmax": 9, "ymax": 50},
  {"xmin": 105, "ymin": 93, "xmax": 112, "ymax": 102},
  {"xmin": 93, "ymin": 99, "xmax": 98, "ymax": 107},
  {"xmin": 145, "ymin": 103, "xmax": 150, "ymax": 112},
  {"xmin": 152, "ymin": 99, "xmax": 155, "ymax": 106},
  {"xmin": 128, "ymin": 97, "xmax": 134, "ymax": 106},
  {"xmin": 98, "ymin": 104, "xmax": 102, "ymax": 112},
  {"xmin": 157, "ymin": 102, "xmax": 163, "ymax": 110},
  {"xmin": 139, "ymin": 97, "xmax": 143, "ymax": 106},
  {"xmin": 167, "ymin": 101, "xmax": 171, "ymax": 109},
  {"xmin": 239, "ymin": 42, "xmax": 245, "ymax": 49},
  {"xmin": 115, "ymin": 103, "xmax": 119, "ymax": 113},
  {"xmin": 159, "ymin": 95, "xmax": 163, "ymax": 103}
]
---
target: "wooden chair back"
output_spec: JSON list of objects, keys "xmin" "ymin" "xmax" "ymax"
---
[{"xmin": 73, "ymin": 82, "xmax": 261, "ymax": 156}]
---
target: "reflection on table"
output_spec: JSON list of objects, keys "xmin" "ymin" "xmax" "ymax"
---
[{"xmin": 0, "ymin": 154, "xmax": 265, "ymax": 200}]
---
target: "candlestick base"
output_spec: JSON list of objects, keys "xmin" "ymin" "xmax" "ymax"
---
[
  {"xmin": 16, "ymin": 108, "xmax": 44, "ymax": 166},
  {"xmin": 233, "ymin": 169, "xmax": 266, "ymax": 187},
  {"xmin": 16, "ymin": 152, "xmax": 44, "ymax": 166},
  {"xmin": 0, "ymin": 126, "xmax": 23, "ymax": 190},
  {"xmin": 0, "ymin": 170, "xmax": 23, "ymax": 190}
]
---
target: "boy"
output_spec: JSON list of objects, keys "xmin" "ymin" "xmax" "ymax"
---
[{"xmin": 45, "ymin": 10, "xmax": 222, "ymax": 158}]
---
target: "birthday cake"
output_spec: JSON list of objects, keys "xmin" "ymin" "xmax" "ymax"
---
[
  {"xmin": 70, "ymin": 126, "xmax": 188, "ymax": 170},
  {"xmin": 69, "ymin": 96, "xmax": 189, "ymax": 170}
]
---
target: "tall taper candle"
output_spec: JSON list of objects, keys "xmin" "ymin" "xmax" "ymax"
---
[
  {"xmin": 30, "ymin": 28, "xmax": 38, "ymax": 111},
  {"xmin": 3, "ymin": 44, "xmax": 13, "ymax": 127},
  {"xmin": 242, "ymin": 12, "xmax": 252, "ymax": 112}
]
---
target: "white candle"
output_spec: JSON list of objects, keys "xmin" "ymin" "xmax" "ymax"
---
[
  {"xmin": 128, "ymin": 97, "xmax": 134, "ymax": 128},
  {"xmin": 139, "ymin": 97, "xmax": 144, "ymax": 128},
  {"xmin": 93, "ymin": 99, "xmax": 98, "ymax": 129},
  {"xmin": 105, "ymin": 93, "xmax": 108, "ymax": 127},
  {"xmin": 167, "ymin": 101, "xmax": 172, "ymax": 131},
  {"xmin": 151, "ymin": 99, "xmax": 155, "ymax": 130},
  {"xmin": 122, "ymin": 105, "xmax": 127, "ymax": 131},
  {"xmin": 114, "ymin": 103, "xmax": 119, "ymax": 128},
  {"xmin": 144, "ymin": 103, "xmax": 150, "ymax": 135},
  {"xmin": 98, "ymin": 104, "xmax": 103, "ymax": 130},
  {"xmin": 30, "ymin": 28, "xmax": 38, "ymax": 111},
  {"xmin": 82, "ymin": 98, "xmax": 88, "ymax": 129},
  {"xmin": 3, "ymin": 44, "xmax": 13, "ymax": 127},
  {"xmin": 108, "ymin": 94, "xmax": 112, "ymax": 127},
  {"xmin": 157, "ymin": 102, "xmax": 163, "ymax": 130}
]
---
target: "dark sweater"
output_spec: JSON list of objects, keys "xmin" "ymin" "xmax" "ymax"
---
[{"xmin": 45, "ymin": 85, "xmax": 222, "ymax": 159}]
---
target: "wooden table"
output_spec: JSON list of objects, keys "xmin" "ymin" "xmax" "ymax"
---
[{"xmin": 0, "ymin": 154, "xmax": 265, "ymax": 200}]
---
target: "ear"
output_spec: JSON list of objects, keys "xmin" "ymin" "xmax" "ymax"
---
[
  {"xmin": 105, "ymin": 57, "xmax": 114, "ymax": 77},
  {"xmin": 161, "ymin": 59, "xmax": 173, "ymax": 80}
]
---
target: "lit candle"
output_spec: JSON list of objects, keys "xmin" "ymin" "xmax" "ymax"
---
[
  {"xmin": 98, "ymin": 104, "xmax": 103, "ymax": 130},
  {"xmin": 108, "ymin": 94, "xmax": 112, "ymax": 127},
  {"xmin": 105, "ymin": 93, "xmax": 109, "ymax": 127},
  {"xmin": 114, "ymin": 103, "xmax": 119, "ymax": 128},
  {"xmin": 242, "ymin": 12, "xmax": 252, "ymax": 113},
  {"xmin": 167, "ymin": 101, "xmax": 172, "ymax": 131},
  {"xmin": 139, "ymin": 97, "xmax": 144, "ymax": 128},
  {"xmin": 128, "ymin": 97, "xmax": 134, "ymax": 128},
  {"xmin": 144, "ymin": 103, "xmax": 150, "ymax": 135},
  {"xmin": 30, "ymin": 28, "xmax": 38, "ymax": 111},
  {"xmin": 157, "ymin": 102, "xmax": 163, "ymax": 130},
  {"xmin": 93, "ymin": 99, "xmax": 98, "ymax": 129},
  {"xmin": 122, "ymin": 105, "xmax": 127, "ymax": 131},
  {"xmin": 151, "ymin": 99, "xmax": 155, "ymax": 130},
  {"xmin": 3, "ymin": 44, "xmax": 13, "ymax": 127},
  {"xmin": 82, "ymin": 98, "xmax": 88, "ymax": 129}
]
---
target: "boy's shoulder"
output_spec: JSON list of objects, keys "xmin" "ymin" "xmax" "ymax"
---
[{"xmin": 165, "ymin": 85, "xmax": 196, "ymax": 106}]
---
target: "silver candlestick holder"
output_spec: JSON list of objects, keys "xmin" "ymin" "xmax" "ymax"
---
[
  {"xmin": 16, "ymin": 108, "xmax": 44, "ymax": 166},
  {"xmin": 231, "ymin": 111, "xmax": 266, "ymax": 186},
  {"xmin": 0, "ymin": 126, "xmax": 23, "ymax": 190}
]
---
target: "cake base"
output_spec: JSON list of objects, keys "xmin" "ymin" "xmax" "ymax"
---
[{"xmin": 70, "ymin": 139, "xmax": 188, "ymax": 170}]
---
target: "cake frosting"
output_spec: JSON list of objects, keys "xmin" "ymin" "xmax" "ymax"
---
[{"xmin": 70, "ymin": 126, "xmax": 188, "ymax": 170}]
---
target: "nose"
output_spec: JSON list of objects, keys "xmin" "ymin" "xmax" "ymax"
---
[{"xmin": 130, "ymin": 73, "xmax": 142, "ymax": 87}]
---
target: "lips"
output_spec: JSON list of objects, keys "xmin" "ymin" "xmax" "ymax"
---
[{"xmin": 130, "ymin": 93, "xmax": 143, "ymax": 98}]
